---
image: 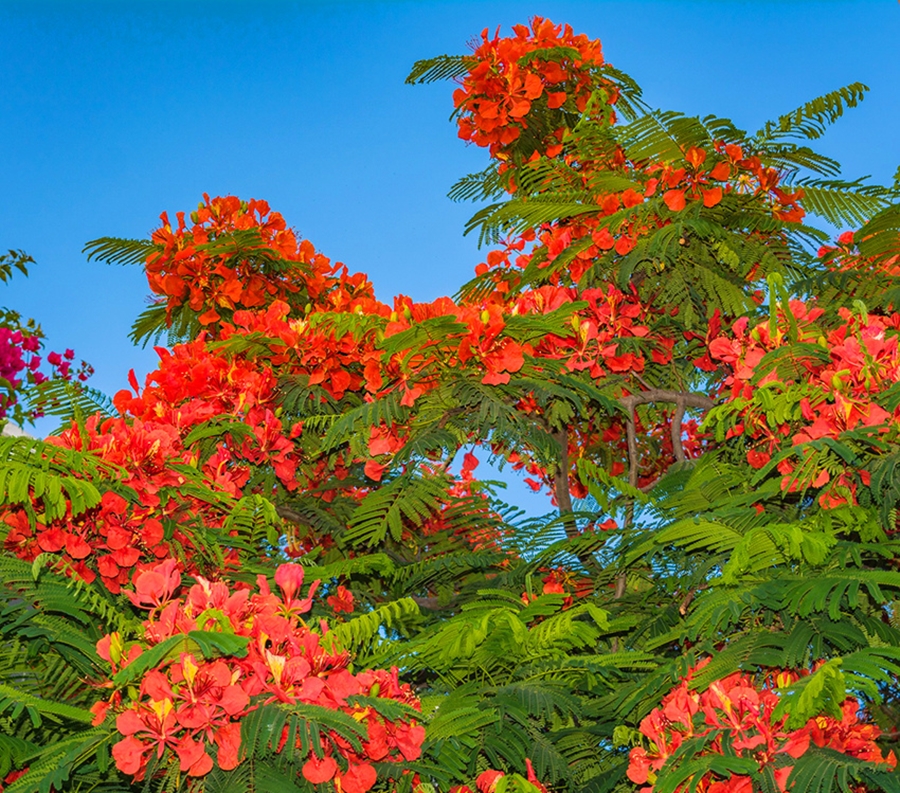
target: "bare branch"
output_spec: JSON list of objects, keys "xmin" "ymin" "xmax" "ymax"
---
[
  {"xmin": 619, "ymin": 389, "xmax": 714, "ymax": 413},
  {"xmin": 552, "ymin": 428, "xmax": 575, "ymax": 521},
  {"xmin": 276, "ymin": 505, "xmax": 310, "ymax": 526},
  {"xmin": 671, "ymin": 397, "xmax": 687, "ymax": 463}
]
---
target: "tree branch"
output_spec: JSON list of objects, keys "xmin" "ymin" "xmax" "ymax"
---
[
  {"xmin": 411, "ymin": 595, "xmax": 456, "ymax": 611},
  {"xmin": 552, "ymin": 428, "xmax": 575, "ymax": 521},
  {"xmin": 276, "ymin": 505, "xmax": 312, "ymax": 527},
  {"xmin": 613, "ymin": 391, "xmax": 712, "ymax": 608},
  {"xmin": 671, "ymin": 397, "xmax": 687, "ymax": 463},
  {"xmin": 619, "ymin": 389, "xmax": 714, "ymax": 413},
  {"xmin": 615, "ymin": 407, "xmax": 640, "ymax": 606}
]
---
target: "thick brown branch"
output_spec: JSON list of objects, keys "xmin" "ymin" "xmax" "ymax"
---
[
  {"xmin": 437, "ymin": 407, "xmax": 467, "ymax": 430},
  {"xmin": 671, "ymin": 397, "xmax": 687, "ymax": 463},
  {"xmin": 552, "ymin": 428, "xmax": 575, "ymax": 520},
  {"xmin": 276, "ymin": 505, "xmax": 311, "ymax": 526},
  {"xmin": 619, "ymin": 389, "xmax": 714, "ymax": 413},
  {"xmin": 618, "ymin": 389, "xmax": 712, "ymax": 486},
  {"xmin": 614, "ymin": 391, "xmax": 714, "ymax": 642}
]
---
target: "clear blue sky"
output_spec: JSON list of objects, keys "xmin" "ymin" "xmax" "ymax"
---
[{"xmin": 2, "ymin": 0, "xmax": 898, "ymax": 508}]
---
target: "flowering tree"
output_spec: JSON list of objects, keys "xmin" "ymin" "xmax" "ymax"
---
[{"xmin": 0, "ymin": 16, "xmax": 899, "ymax": 793}]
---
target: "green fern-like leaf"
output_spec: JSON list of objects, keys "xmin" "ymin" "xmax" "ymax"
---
[
  {"xmin": 406, "ymin": 54, "xmax": 474, "ymax": 85},
  {"xmin": 83, "ymin": 236, "xmax": 160, "ymax": 267},
  {"xmin": 755, "ymin": 83, "xmax": 869, "ymax": 142}
]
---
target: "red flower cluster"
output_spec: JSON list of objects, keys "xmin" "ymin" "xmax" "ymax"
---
[
  {"xmin": 471, "ymin": 759, "xmax": 547, "ymax": 793},
  {"xmin": 3, "ymin": 490, "xmax": 168, "ymax": 593},
  {"xmin": 627, "ymin": 666, "xmax": 895, "ymax": 793},
  {"xmin": 147, "ymin": 195, "xmax": 360, "ymax": 326},
  {"xmin": 454, "ymin": 17, "xmax": 608, "ymax": 157},
  {"xmin": 533, "ymin": 284, "xmax": 663, "ymax": 376},
  {"xmin": 2, "ymin": 412, "xmax": 233, "ymax": 591},
  {"xmin": 652, "ymin": 142, "xmax": 804, "ymax": 224},
  {"xmin": 0, "ymin": 769, "xmax": 29, "ymax": 793},
  {"xmin": 176, "ymin": 263, "xmax": 672, "ymax": 498},
  {"xmin": 97, "ymin": 562, "xmax": 425, "ymax": 792},
  {"xmin": 114, "ymin": 336, "xmax": 299, "ymax": 495},
  {"xmin": 708, "ymin": 300, "xmax": 900, "ymax": 506},
  {"xmin": 474, "ymin": 142, "xmax": 805, "ymax": 293},
  {"xmin": 818, "ymin": 229, "xmax": 900, "ymax": 278}
]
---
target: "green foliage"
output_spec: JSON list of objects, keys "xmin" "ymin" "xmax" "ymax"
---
[
  {"xmin": 0, "ymin": 435, "xmax": 114, "ymax": 520},
  {"xmin": 26, "ymin": 379, "xmax": 117, "ymax": 433},
  {"xmin": 405, "ymin": 54, "xmax": 474, "ymax": 85},
  {"xmin": 0, "ymin": 250, "xmax": 32, "ymax": 284},
  {"xmin": 3, "ymin": 28, "xmax": 899, "ymax": 793},
  {"xmin": 754, "ymin": 83, "xmax": 869, "ymax": 143}
]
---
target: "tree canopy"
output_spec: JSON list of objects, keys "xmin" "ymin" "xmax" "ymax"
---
[{"xmin": 1, "ymin": 16, "xmax": 899, "ymax": 793}]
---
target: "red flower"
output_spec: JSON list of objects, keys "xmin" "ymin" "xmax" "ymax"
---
[
  {"xmin": 476, "ymin": 770, "xmax": 505, "ymax": 793},
  {"xmin": 127, "ymin": 559, "xmax": 181, "ymax": 610},
  {"xmin": 302, "ymin": 753, "xmax": 338, "ymax": 783},
  {"xmin": 327, "ymin": 585, "xmax": 355, "ymax": 614},
  {"xmin": 663, "ymin": 189, "xmax": 686, "ymax": 212}
]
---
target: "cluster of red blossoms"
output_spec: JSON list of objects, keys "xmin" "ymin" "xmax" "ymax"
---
[
  {"xmin": 0, "ymin": 769, "xmax": 28, "ymax": 793},
  {"xmin": 627, "ymin": 664, "xmax": 896, "ymax": 793},
  {"xmin": 113, "ymin": 337, "xmax": 299, "ymax": 495},
  {"xmin": 708, "ymin": 298, "xmax": 900, "ymax": 507},
  {"xmin": 147, "ymin": 216, "xmax": 681, "ymax": 491},
  {"xmin": 3, "ymin": 489, "xmax": 170, "ymax": 593},
  {"xmin": 454, "ymin": 17, "xmax": 609, "ymax": 158},
  {"xmin": 134, "ymin": 182, "xmax": 726, "ymax": 512},
  {"xmin": 1, "ymin": 407, "xmax": 235, "ymax": 592},
  {"xmin": 474, "ymin": 142, "xmax": 805, "ymax": 292},
  {"xmin": 818, "ymin": 229, "xmax": 900, "ymax": 279},
  {"xmin": 95, "ymin": 561, "xmax": 425, "ymax": 792},
  {"xmin": 147, "ymin": 195, "xmax": 371, "ymax": 326},
  {"xmin": 1, "ymin": 314, "xmax": 315, "ymax": 592}
]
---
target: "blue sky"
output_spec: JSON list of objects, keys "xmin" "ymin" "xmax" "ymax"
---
[{"xmin": 2, "ymin": 0, "xmax": 899, "ymax": 508}]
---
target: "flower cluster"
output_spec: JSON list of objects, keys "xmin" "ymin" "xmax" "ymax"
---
[
  {"xmin": 3, "ymin": 490, "xmax": 170, "ymax": 592},
  {"xmin": 818, "ymin": 229, "xmax": 900, "ymax": 279},
  {"xmin": 157, "ymin": 258, "xmax": 676, "ymax": 496},
  {"xmin": 0, "ymin": 325, "xmax": 40, "ymax": 419},
  {"xmin": 1, "ymin": 412, "xmax": 232, "ymax": 591},
  {"xmin": 0, "ymin": 769, "xmax": 29, "ymax": 792},
  {"xmin": 113, "ymin": 336, "xmax": 299, "ymax": 495},
  {"xmin": 653, "ymin": 142, "xmax": 804, "ymax": 224},
  {"xmin": 0, "ymin": 321, "xmax": 89, "ymax": 422},
  {"xmin": 454, "ymin": 16, "xmax": 608, "ymax": 158},
  {"xmin": 147, "ymin": 195, "xmax": 367, "ymax": 326},
  {"xmin": 473, "ymin": 142, "xmax": 805, "ymax": 293},
  {"xmin": 96, "ymin": 562, "xmax": 425, "ymax": 792},
  {"xmin": 627, "ymin": 666, "xmax": 896, "ymax": 793},
  {"xmin": 708, "ymin": 301, "xmax": 900, "ymax": 506}
]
